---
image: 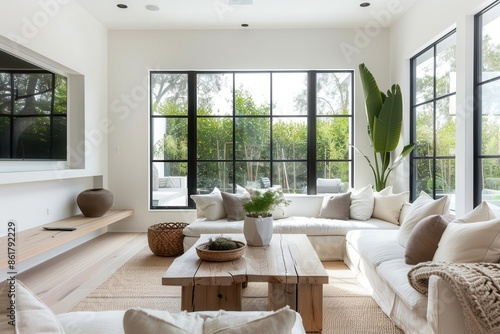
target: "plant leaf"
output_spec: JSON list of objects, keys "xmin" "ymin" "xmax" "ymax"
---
[
  {"xmin": 358, "ymin": 64, "xmax": 383, "ymax": 144},
  {"xmin": 390, "ymin": 143, "xmax": 415, "ymax": 170},
  {"xmin": 372, "ymin": 84, "xmax": 403, "ymax": 153}
]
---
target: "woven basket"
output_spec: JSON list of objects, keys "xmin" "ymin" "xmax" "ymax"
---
[
  {"xmin": 196, "ymin": 241, "xmax": 246, "ymax": 262},
  {"xmin": 148, "ymin": 222, "xmax": 187, "ymax": 257}
]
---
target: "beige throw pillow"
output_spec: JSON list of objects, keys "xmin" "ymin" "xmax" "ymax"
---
[
  {"xmin": 221, "ymin": 191, "xmax": 250, "ymax": 221},
  {"xmin": 349, "ymin": 184, "xmax": 374, "ymax": 221},
  {"xmin": 190, "ymin": 187, "xmax": 226, "ymax": 221},
  {"xmin": 404, "ymin": 214, "xmax": 454, "ymax": 265},
  {"xmin": 398, "ymin": 191, "xmax": 450, "ymax": 247},
  {"xmin": 433, "ymin": 217, "xmax": 500, "ymax": 263},
  {"xmin": 372, "ymin": 190, "xmax": 409, "ymax": 225},
  {"xmin": 319, "ymin": 192, "xmax": 351, "ymax": 220},
  {"xmin": 123, "ymin": 308, "xmax": 204, "ymax": 334},
  {"xmin": 203, "ymin": 307, "xmax": 296, "ymax": 334}
]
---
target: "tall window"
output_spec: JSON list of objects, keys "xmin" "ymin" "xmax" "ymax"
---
[
  {"xmin": 410, "ymin": 31, "xmax": 457, "ymax": 205},
  {"xmin": 150, "ymin": 71, "xmax": 353, "ymax": 209},
  {"xmin": 474, "ymin": 1, "xmax": 500, "ymax": 206}
]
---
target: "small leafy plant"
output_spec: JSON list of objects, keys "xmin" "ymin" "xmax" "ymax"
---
[
  {"xmin": 243, "ymin": 187, "xmax": 290, "ymax": 218},
  {"xmin": 206, "ymin": 236, "xmax": 240, "ymax": 250}
]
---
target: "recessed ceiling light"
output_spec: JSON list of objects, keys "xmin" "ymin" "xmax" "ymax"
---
[
  {"xmin": 360, "ymin": 2, "xmax": 371, "ymax": 7},
  {"xmin": 117, "ymin": 3, "xmax": 128, "ymax": 9},
  {"xmin": 145, "ymin": 4, "xmax": 160, "ymax": 11},
  {"xmin": 241, "ymin": 23, "xmax": 249, "ymax": 27}
]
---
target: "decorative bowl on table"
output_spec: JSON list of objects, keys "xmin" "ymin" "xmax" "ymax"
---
[{"xmin": 195, "ymin": 239, "xmax": 246, "ymax": 262}]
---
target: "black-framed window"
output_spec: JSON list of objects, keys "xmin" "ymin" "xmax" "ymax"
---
[
  {"xmin": 474, "ymin": 0, "xmax": 500, "ymax": 207},
  {"xmin": 149, "ymin": 70, "xmax": 354, "ymax": 209},
  {"xmin": 410, "ymin": 31, "xmax": 457, "ymax": 206}
]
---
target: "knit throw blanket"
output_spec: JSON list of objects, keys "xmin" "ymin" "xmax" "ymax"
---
[{"xmin": 408, "ymin": 262, "xmax": 500, "ymax": 334}]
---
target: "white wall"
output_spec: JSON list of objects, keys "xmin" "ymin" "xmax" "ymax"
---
[
  {"xmin": 0, "ymin": 0, "xmax": 109, "ymax": 234},
  {"xmin": 107, "ymin": 28, "xmax": 391, "ymax": 231},
  {"xmin": 389, "ymin": 0, "xmax": 496, "ymax": 216}
]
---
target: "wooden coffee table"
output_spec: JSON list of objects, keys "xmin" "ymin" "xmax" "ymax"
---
[{"xmin": 162, "ymin": 233, "xmax": 329, "ymax": 333}]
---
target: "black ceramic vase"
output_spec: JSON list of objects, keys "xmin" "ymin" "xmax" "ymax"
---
[{"xmin": 77, "ymin": 188, "xmax": 114, "ymax": 217}]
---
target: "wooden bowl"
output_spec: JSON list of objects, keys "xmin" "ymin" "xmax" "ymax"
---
[{"xmin": 196, "ymin": 241, "xmax": 246, "ymax": 262}]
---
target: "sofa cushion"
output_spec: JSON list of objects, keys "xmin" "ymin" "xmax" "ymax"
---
[
  {"xmin": 319, "ymin": 192, "xmax": 351, "ymax": 220},
  {"xmin": 398, "ymin": 192, "xmax": 450, "ymax": 248},
  {"xmin": 404, "ymin": 214, "xmax": 455, "ymax": 265},
  {"xmin": 58, "ymin": 311, "xmax": 127, "ymax": 334},
  {"xmin": 191, "ymin": 188, "xmax": 226, "ymax": 221},
  {"xmin": 221, "ymin": 191, "xmax": 250, "ymax": 221},
  {"xmin": 345, "ymin": 230, "xmax": 404, "ymax": 270},
  {"xmin": 372, "ymin": 190, "xmax": 409, "ymax": 225},
  {"xmin": 433, "ymin": 217, "xmax": 500, "ymax": 263},
  {"xmin": 376, "ymin": 259, "xmax": 428, "ymax": 317},
  {"xmin": 349, "ymin": 184, "xmax": 374, "ymax": 221},
  {"xmin": 0, "ymin": 280, "xmax": 65, "ymax": 334},
  {"xmin": 123, "ymin": 308, "xmax": 204, "ymax": 334}
]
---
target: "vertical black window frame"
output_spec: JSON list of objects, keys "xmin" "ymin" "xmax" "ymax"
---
[
  {"xmin": 410, "ymin": 31, "xmax": 457, "ymax": 204},
  {"xmin": 149, "ymin": 70, "xmax": 354, "ymax": 209},
  {"xmin": 474, "ymin": 0, "xmax": 500, "ymax": 207}
]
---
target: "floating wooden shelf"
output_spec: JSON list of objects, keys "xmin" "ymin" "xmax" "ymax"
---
[{"xmin": 0, "ymin": 209, "xmax": 133, "ymax": 271}]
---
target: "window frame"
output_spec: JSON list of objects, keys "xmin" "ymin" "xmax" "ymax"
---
[{"xmin": 149, "ymin": 70, "xmax": 354, "ymax": 210}]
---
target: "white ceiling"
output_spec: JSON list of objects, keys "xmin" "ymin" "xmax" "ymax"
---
[{"xmin": 74, "ymin": 0, "xmax": 418, "ymax": 30}]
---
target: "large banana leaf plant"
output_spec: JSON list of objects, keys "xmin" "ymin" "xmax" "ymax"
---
[{"xmin": 356, "ymin": 63, "xmax": 415, "ymax": 191}]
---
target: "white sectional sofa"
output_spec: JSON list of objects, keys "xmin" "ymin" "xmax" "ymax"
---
[{"xmin": 184, "ymin": 189, "xmax": 401, "ymax": 261}]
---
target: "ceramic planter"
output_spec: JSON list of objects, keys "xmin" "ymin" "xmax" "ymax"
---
[{"xmin": 243, "ymin": 216, "xmax": 273, "ymax": 246}]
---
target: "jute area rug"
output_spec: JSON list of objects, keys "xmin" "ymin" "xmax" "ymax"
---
[{"xmin": 71, "ymin": 246, "xmax": 403, "ymax": 333}]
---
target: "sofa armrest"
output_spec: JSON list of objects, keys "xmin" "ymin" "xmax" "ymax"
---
[{"xmin": 427, "ymin": 275, "xmax": 465, "ymax": 334}]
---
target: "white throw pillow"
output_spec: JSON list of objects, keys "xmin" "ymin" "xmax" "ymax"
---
[
  {"xmin": 453, "ymin": 201, "xmax": 497, "ymax": 223},
  {"xmin": 397, "ymin": 191, "xmax": 450, "ymax": 247},
  {"xmin": 349, "ymin": 184, "xmax": 374, "ymax": 221},
  {"xmin": 0, "ymin": 280, "xmax": 65, "ymax": 334},
  {"xmin": 190, "ymin": 187, "xmax": 226, "ymax": 221},
  {"xmin": 433, "ymin": 217, "xmax": 500, "ymax": 263},
  {"xmin": 123, "ymin": 308, "xmax": 204, "ymax": 334},
  {"xmin": 203, "ymin": 307, "xmax": 296, "ymax": 334},
  {"xmin": 372, "ymin": 189, "xmax": 409, "ymax": 225}
]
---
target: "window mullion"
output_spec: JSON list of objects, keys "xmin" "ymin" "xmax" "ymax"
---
[
  {"xmin": 307, "ymin": 71, "xmax": 317, "ymax": 195},
  {"xmin": 187, "ymin": 72, "xmax": 197, "ymax": 206}
]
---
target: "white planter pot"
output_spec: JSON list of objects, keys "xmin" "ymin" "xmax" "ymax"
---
[{"xmin": 243, "ymin": 216, "xmax": 273, "ymax": 246}]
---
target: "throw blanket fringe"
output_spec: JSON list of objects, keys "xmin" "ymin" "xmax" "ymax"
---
[{"xmin": 408, "ymin": 262, "xmax": 500, "ymax": 334}]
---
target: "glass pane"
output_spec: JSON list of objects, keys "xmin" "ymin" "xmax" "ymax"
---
[
  {"xmin": 415, "ymin": 48, "xmax": 434, "ymax": 104},
  {"xmin": 435, "ymin": 158, "xmax": 455, "ymax": 196},
  {"xmin": 151, "ymin": 118, "xmax": 187, "ymax": 160},
  {"xmin": 235, "ymin": 161, "xmax": 270, "ymax": 189},
  {"xmin": 14, "ymin": 73, "xmax": 53, "ymax": 115},
  {"xmin": 272, "ymin": 72, "xmax": 307, "ymax": 115},
  {"xmin": 197, "ymin": 73, "xmax": 233, "ymax": 116},
  {"xmin": 153, "ymin": 162, "xmax": 188, "ymax": 206},
  {"xmin": 235, "ymin": 73, "xmax": 270, "ymax": 116},
  {"xmin": 197, "ymin": 117, "xmax": 233, "ymax": 160},
  {"xmin": 52, "ymin": 116, "xmax": 67, "ymax": 159},
  {"xmin": 481, "ymin": 81, "xmax": 500, "ymax": 155},
  {"xmin": 415, "ymin": 103, "xmax": 434, "ymax": 157},
  {"xmin": 415, "ymin": 159, "xmax": 434, "ymax": 194},
  {"xmin": 481, "ymin": 158, "xmax": 500, "ymax": 206},
  {"xmin": 151, "ymin": 73, "xmax": 188, "ymax": 116},
  {"xmin": 317, "ymin": 72, "xmax": 352, "ymax": 115},
  {"xmin": 481, "ymin": 4, "xmax": 500, "ymax": 81},
  {"xmin": 272, "ymin": 161, "xmax": 307, "ymax": 193},
  {"xmin": 317, "ymin": 161, "xmax": 350, "ymax": 190},
  {"xmin": 0, "ymin": 73, "xmax": 11, "ymax": 114},
  {"xmin": 235, "ymin": 117, "xmax": 270, "ymax": 160},
  {"xmin": 0, "ymin": 117, "xmax": 10, "ymax": 158},
  {"xmin": 435, "ymin": 97, "xmax": 456, "ymax": 157},
  {"xmin": 13, "ymin": 116, "xmax": 50, "ymax": 159},
  {"xmin": 316, "ymin": 117, "xmax": 350, "ymax": 160},
  {"xmin": 54, "ymin": 75, "xmax": 67, "ymax": 114},
  {"xmin": 435, "ymin": 33, "xmax": 456, "ymax": 97},
  {"xmin": 272, "ymin": 117, "xmax": 307, "ymax": 160},
  {"xmin": 197, "ymin": 161, "xmax": 233, "ymax": 194}
]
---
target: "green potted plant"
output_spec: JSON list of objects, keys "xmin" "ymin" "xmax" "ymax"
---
[
  {"xmin": 356, "ymin": 63, "xmax": 415, "ymax": 191},
  {"xmin": 242, "ymin": 187, "xmax": 290, "ymax": 246}
]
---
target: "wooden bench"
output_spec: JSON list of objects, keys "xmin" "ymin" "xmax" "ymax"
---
[{"xmin": 0, "ymin": 209, "xmax": 133, "ymax": 271}]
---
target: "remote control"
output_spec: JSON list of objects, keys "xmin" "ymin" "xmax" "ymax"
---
[{"xmin": 43, "ymin": 226, "xmax": 77, "ymax": 231}]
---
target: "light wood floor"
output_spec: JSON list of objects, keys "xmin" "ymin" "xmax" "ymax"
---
[{"xmin": 17, "ymin": 232, "xmax": 148, "ymax": 314}]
